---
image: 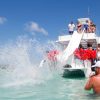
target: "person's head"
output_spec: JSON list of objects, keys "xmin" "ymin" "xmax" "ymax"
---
[
  {"xmin": 92, "ymin": 61, "xmax": 100, "ymax": 74},
  {"xmin": 90, "ymin": 21, "xmax": 93, "ymax": 25},
  {"xmin": 87, "ymin": 43, "xmax": 92, "ymax": 50},
  {"xmin": 71, "ymin": 21, "xmax": 73, "ymax": 24},
  {"xmin": 79, "ymin": 44, "xmax": 83, "ymax": 49},
  {"xmin": 97, "ymin": 44, "xmax": 100, "ymax": 51}
]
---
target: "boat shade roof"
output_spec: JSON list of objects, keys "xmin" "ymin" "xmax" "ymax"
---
[{"xmin": 77, "ymin": 18, "xmax": 90, "ymax": 24}]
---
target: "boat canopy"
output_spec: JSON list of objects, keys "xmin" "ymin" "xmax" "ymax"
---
[{"xmin": 77, "ymin": 18, "xmax": 90, "ymax": 24}]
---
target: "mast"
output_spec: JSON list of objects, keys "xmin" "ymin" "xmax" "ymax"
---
[{"xmin": 88, "ymin": 6, "xmax": 90, "ymax": 18}]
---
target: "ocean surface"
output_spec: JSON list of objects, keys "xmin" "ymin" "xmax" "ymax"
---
[
  {"xmin": 0, "ymin": 37, "xmax": 100, "ymax": 100},
  {"xmin": 0, "ymin": 68, "xmax": 100, "ymax": 100}
]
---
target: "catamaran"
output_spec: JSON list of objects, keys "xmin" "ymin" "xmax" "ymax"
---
[
  {"xmin": 40, "ymin": 18, "xmax": 100, "ymax": 78},
  {"xmin": 56, "ymin": 18, "xmax": 99, "ymax": 78}
]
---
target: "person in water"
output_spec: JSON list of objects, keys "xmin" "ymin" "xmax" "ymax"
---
[{"xmin": 85, "ymin": 61, "xmax": 100, "ymax": 94}]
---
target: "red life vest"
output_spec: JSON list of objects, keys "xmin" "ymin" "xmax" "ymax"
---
[
  {"xmin": 47, "ymin": 50, "xmax": 59, "ymax": 61},
  {"xmin": 74, "ymin": 48, "xmax": 96, "ymax": 60},
  {"xmin": 74, "ymin": 48, "xmax": 85, "ymax": 60}
]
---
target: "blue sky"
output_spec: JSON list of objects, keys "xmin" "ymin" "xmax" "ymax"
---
[{"xmin": 0, "ymin": 0, "xmax": 100, "ymax": 44}]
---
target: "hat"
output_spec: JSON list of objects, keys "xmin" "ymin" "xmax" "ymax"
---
[{"xmin": 92, "ymin": 61, "xmax": 100, "ymax": 68}]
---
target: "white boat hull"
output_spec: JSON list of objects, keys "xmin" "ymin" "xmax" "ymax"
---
[{"xmin": 62, "ymin": 59, "xmax": 92, "ymax": 78}]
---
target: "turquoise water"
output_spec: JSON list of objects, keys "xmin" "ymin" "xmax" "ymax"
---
[
  {"xmin": 0, "ymin": 68, "xmax": 100, "ymax": 100},
  {"xmin": 0, "ymin": 37, "xmax": 100, "ymax": 100}
]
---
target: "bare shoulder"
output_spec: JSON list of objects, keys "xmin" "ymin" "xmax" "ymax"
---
[
  {"xmin": 90, "ymin": 75, "xmax": 96, "ymax": 80},
  {"xmin": 89, "ymin": 75, "xmax": 100, "ymax": 82}
]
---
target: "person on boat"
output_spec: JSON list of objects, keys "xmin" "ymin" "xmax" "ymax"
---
[
  {"xmin": 84, "ymin": 61, "xmax": 100, "ymax": 94},
  {"xmin": 46, "ymin": 50, "xmax": 59, "ymax": 69},
  {"xmin": 68, "ymin": 21, "xmax": 75, "ymax": 34},
  {"xmin": 74, "ymin": 44, "xmax": 85, "ymax": 60},
  {"xmin": 87, "ymin": 44, "xmax": 96, "ymax": 65},
  {"xmin": 84, "ymin": 20, "xmax": 89, "ymax": 33},
  {"xmin": 74, "ymin": 43, "xmax": 96, "ymax": 61},
  {"xmin": 92, "ymin": 24, "xmax": 96, "ymax": 33},
  {"xmin": 85, "ymin": 43, "xmax": 96, "ymax": 65},
  {"xmin": 96, "ymin": 44, "xmax": 100, "ymax": 61},
  {"xmin": 89, "ymin": 21, "xmax": 96, "ymax": 33},
  {"xmin": 47, "ymin": 50, "xmax": 59, "ymax": 61},
  {"xmin": 77, "ymin": 21, "xmax": 82, "ymax": 33},
  {"xmin": 39, "ymin": 50, "xmax": 50, "ymax": 68}
]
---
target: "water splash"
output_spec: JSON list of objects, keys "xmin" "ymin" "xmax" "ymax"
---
[{"xmin": 0, "ymin": 35, "xmax": 59, "ymax": 87}]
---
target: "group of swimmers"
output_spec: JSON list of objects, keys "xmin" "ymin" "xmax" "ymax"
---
[{"xmin": 68, "ymin": 20, "xmax": 96, "ymax": 34}]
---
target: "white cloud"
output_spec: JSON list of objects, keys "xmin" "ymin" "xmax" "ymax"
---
[
  {"xmin": 25, "ymin": 21, "xmax": 48, "ymax": 35},
  {"xmin": 0, "ymin": 17, "xmax": 7, "ymax": 24}
]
